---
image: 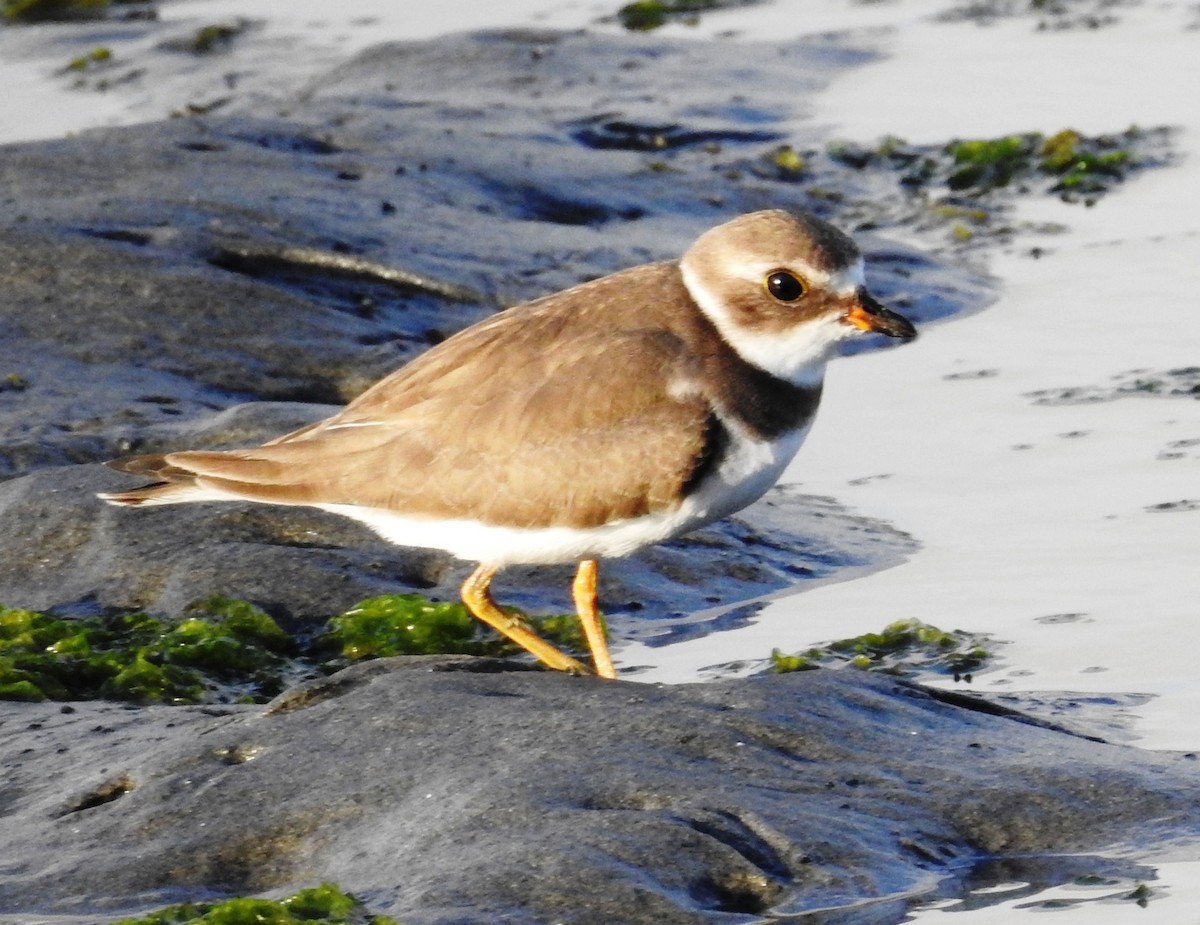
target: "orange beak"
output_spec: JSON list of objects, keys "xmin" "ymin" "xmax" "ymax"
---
[{"xmin": 844, "ymin": 289, "xmax": 917, "ymax": 340}]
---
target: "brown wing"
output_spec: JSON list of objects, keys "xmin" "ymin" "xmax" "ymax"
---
[{"xmin": 111, "ymin": 265, "xmax": 718, "ymax": 530}]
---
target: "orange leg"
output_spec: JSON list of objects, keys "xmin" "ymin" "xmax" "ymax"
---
[
  {"xmin": 573, "ymin": 559, "xmax": 616, "ymax": 679},
  {"xmin": 461, "ymin": 564, "xmax": 593, "ymax": 675}
]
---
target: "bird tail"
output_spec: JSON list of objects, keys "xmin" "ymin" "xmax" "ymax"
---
[
  {"xmin": 98, "ymin": 454, "xmax": 221, "ymax": 507},
  {"xmin": 97, "ymin": 447, "xmax": 331, "ymax": 507}
]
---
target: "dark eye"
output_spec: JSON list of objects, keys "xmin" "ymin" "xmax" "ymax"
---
[{"xmin": 766, "ymin": 270, "xmax": 806, "ymax": 302}]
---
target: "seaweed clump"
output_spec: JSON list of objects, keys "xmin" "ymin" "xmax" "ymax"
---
[
  {"xmin": 770, "ymin": 618, "xmax": 990, "ymax": 681},
  {"xmin": 1, "ymin": 0, "xmax": 147, "ymax": 21},
  {"xmin": 809, "ymin": 125, "xmax": 1167, "ymax": 244},
  {"xmin": 160, "ymin": 20, "xmax": 252, "ymax": 54},
  {"xmin": 0, "ymin": 595, "xmax": 295, "ymax": 704},
  {"xmin": 618, "ymin": 0, "xmax": 716, "ymax": 30},
  {"xmin": 323, "ymin": 595, "xmax": 485, "ymax": 660},
  {"xmin": 109, "ymin": 882, "xmax": 400, "ymax": 925},
  {"xmin": 948, "ymin": 129, "xmax": 1132, "ymax": 197},
  {"xmin": 616, "ymin": 0, "xmax": 760, "ymax": 30},
  {"xmin": 1, "ymin": 593, "xmax": 596, "ymax": 704},
  {"xmin": 828, "ymin": 127, "xmax": 1156, "ymax": 204},
  {"xmin": 65, "ymin": 46, "xmax": 113, "ymax": 72},
  {"xmin": 320, "ymin": 593, "xmax": 593, "ymax": 663},
  {"xmin": 0, "ymin": 372, "xmax": 29, "ymax": 392},
  {"xmin": 2, "ymin": 0, "xmax": 107, "ymax": 20}
]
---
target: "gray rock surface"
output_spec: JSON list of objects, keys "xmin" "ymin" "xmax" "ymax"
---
[{"xmin": 2, "ymin": 661, "xmax": 1196, "ymax": 924}]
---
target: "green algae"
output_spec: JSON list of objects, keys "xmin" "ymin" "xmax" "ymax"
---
[
  {"xmin": 1, "ymin": 592, "xmax": 597, "ymax": 703},
  {"xmin": 0, "ymin": 372, "xmax": 28, "ymax": 392},
  {"xmin": 1037, "ymin": 128, "xmax": 1131, "ymax": 193},
  {"xmin": 109, "ymin": 882, "xmax": 401, "ymax": 925},
  {"xmin": 187, "ymin": 22, "xmax": 249, "ymax": 54},
  {"xmin": 618, "ymin": 0, "xmax": 718, "ymax": 30},
  {"xmin": 0, "ymin": 597, "xmax": 293, "ymax": 704},
  {"xmin": 324, "ymin": 594, "xmax": 484, "ymax": 660},
  {"xmin": 947, "ymin": 134, "xmax": 1032, "ymax": 190},
  {"xmin": 948, "ymin": 129, "xmax": 1127, "ymax": 192},
  {"xmin": 616, "ymin": 0, "xmax": 762, "ymax": 30},
  {"xmin": 827, "ymin": 126, "xmax": 1156, "ymax": 202},
  {"xmin": 322, "ymin": 593, "xmax": 595, "ymax": 662},
  {"xmin": 754, "ymin": 144, "xmax": 808, "ymax": 182},
  {"xmin": 770, "ymin": 618, "xmax": 990, "ymax": 680},
  {"xmin": 187, "ymin": 594, "xmax": 297, "ymax": 656},
  {"xmin": 1, "ymin": 0, "xmax": 107, "ymax": 21},
  {"xmin": 65, "ymin": 46, "xmax": 112, "ymax": 72},
  {"xmin": 815, "ymin": 125, "xmax": 1166, "ymax": 247},
  {"xmin": 0, "ymin": 0, "xmax": 139, "ymax": 21},
  {"xmin": 945, "ymin": 128, "xmax": 1145, "ymax": 198}
]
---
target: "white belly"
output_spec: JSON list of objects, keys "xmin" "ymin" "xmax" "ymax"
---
[{"xmin": 318, "ymin": 422, "xmax": 811, "ymax": 567}]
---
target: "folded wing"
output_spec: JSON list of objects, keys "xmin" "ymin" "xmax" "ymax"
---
[{"xmin": 103, "ymin": 266, "xmax": 718, "ymax": 530}]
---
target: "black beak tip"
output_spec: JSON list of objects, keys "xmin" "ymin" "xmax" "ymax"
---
[
  {"xmin": 856, "ymin": 288, "xmax": 916, "ymax": 341},
  {"xmin": 886, "ymin": 312, "xmax": 918, "ymax": 340}
]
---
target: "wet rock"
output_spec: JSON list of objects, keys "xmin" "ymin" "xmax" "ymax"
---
[{"xmin": 1, "ymin": 663, "xmax": 1197, "ymax": 923}]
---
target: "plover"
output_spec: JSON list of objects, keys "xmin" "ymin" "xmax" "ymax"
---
[{"xmin": 100, "ymin": 209, "xmax": 915, "ymax": 679}]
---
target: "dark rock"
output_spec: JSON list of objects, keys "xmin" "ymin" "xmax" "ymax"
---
[{"xmin": 1, "ymin": 664, "xmax": 1196, "ymax": 923}]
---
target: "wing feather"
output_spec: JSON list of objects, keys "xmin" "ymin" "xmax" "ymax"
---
[{"xmin": 105, "ymin": 264, "xmax": 720, "ymax": 529}]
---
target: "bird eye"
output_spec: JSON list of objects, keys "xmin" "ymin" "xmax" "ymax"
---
[{"xmin": 765, "ymin": 270, "xmax": 806, "ymax": 302}]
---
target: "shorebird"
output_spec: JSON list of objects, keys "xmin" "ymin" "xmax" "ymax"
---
[{"xmin": 100, "ymin": 209, "xmax": 915, "ymax": 679}]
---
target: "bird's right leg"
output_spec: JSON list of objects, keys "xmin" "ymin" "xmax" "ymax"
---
[
  {"xmin": 573, "ymin": 559, "xmax": 616, "ymax": 679},
  {"xmin": 461, "ymin": 564, "xmax": 593, "ymax": 675}
]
